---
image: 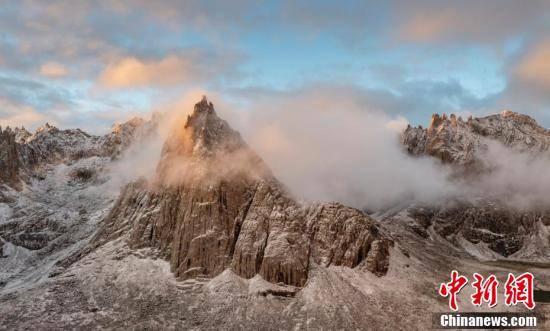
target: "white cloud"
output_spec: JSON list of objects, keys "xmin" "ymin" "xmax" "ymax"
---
[{"xmin": 221, "ymin": 88, "xmax": 457, "ymax": 210}]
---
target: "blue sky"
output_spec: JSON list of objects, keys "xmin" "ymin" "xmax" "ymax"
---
[{"xmin": 0, "ymin": 0, "xmax": 549, "ymax": 133}]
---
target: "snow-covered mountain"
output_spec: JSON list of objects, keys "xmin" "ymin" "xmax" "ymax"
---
[{"xmin": 0, "ymin": 99, "xmax": 549, "ymax": 329}]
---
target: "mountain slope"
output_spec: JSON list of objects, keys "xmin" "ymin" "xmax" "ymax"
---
[{"xmin": 0, "ymin": 115, "xmax": 159, "ymax": 292}]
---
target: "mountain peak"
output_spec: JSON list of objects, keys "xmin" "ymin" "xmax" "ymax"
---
[
  {"xmin": 156, "ymin": 96, "xmax": 266, "ymax": 185},
  {"xmin": 178, "ymin": 96, "xmax": 244, "ymax": 156},
  {"xmin": 193, "ymin": 95, "xmax": 214, "ymax": 114},
  {"xmin": 35, "ymin": 122, "xmax": 59, "ymax": 135},
  {"xmin": 182, "ymin": 95, "xmax": 216, "ymax": 133}
]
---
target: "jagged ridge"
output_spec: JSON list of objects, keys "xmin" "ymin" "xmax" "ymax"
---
[
  {"xmin": 402, "ymin": 110, "xmax": 550, "ymax": 165},
  {"xmin": 0, "ymin": 116, "xmax": 159, "ymax": 188}
]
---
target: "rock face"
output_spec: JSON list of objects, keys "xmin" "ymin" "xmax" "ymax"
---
[
  {"xmin": 400, "ymin": 111, "xmax": 550, "ymax": 260},
  {"xmin": 91, "ymin": 96, "xmax": 392, "ymax": 286},
  {"xmin": 0, "ymin": 127, "xmax": 21, "ymax": 185}
]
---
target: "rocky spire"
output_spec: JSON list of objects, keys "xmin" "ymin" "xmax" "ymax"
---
[
  {"xmin": 155, "ymin": 96, "xmax": 260, "ymax": 185},
  {"xmin": 191, "ymin": 95, "xmax": 214, "ymax": 113},
  {"xmin": 184, "ymin": 95, "xmax": 244, "ymax": 156},
  {"xmin": 160, "ymin": 96, "xmax": 244, "ymax": 158},
  {"xmin": 428, "ymin": 113, "xmax": 445, "ymax": 132}
]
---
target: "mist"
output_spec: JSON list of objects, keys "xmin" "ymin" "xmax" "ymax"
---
[
  {"xmin": 103, "ymin": 91, "xmax": 202, "ymax": 189},
  {"xmin": 223, "ymin": 92, "xmax": 550, "ymax": 211},
  {"xmin": 221, "ymin": 91, "xmax": 461, "ymax": 211},
  {"xmin": 463, "ymin": 140, "xmax": 550, "ymax": 210},
  {"xmin": 107, "ymin": 91, "xmax": 550, "ymax": 213}
]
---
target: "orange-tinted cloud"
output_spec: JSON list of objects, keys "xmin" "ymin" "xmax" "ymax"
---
[
  {"xmin": 515, "ymin": 40, "xmax": 550, "ymax": 90},
  {"xmin": 99, "ymin": 55, "xmax": 196, "ymax": 88},
  {"xmin": 0, "ymin": 97, "xmax": 46, "ymax": 128},
  {"xmin": 398, "ymin": 10, "xmax": 456, "ymax": 42},
  {"xmin": 39, "ymin": 62, "xmax": 70, "ymax": 77},
  {"xmin": 394, "ymin": 1, "xmax": 547, "ymax": 44}
]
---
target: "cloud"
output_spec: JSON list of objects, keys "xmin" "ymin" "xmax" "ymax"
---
[
  {"xmin": 99, "ymin": 89, "xmax": 456, "ymax": 211},
  {"xmin": 99, "ymin": 90, "xmax": 550, "ymax": 213},
  {"xmin": 0, "ymin": 97, "xmax": 46, "ymax": 128},
  {"xmin": 491, "ymin": 38, "xmax": 550, "ymax": 126},
  {"xmin": 228, "ymin": 79, "xmax": 492, "ymax": 128},
  {"xmin": 396, "ymin": 9, "xmax": 456, "ymax": 42},
  {"xmin": 221, "ymin": 89, "xmax": 550, "ymax": 211},
  {"xmin": 0, "ymin": 93, "xmax": 149, "ymax": 134},
  {"xmin": 98, "ymin": 50, "xmax": 243, "ymax": 89},
  {"xmin": 99, "ymin": 56, "xmax": 193, "ymax": 88},
  {"xmin": 39, "ymin": 62, "xmax": 70, "ymax": 77},
  {"xmin": 514, "ymin": 40, "xmax": 550, "ymax": 90},
  {"xmin": 394, "ymin": 0, "xmax": 548, "ymax": 44},
  {"xmin": 219, "ymin": 86, "xmax": 457, "ymax": 210},
  {"xmin": 0, "ymin": 0, "xmax": 548, "ymax": 137},
  {"xmin": 0, "ymin": 74, "xmax": 152, "ymax": 133},
  {"xmin": 462, "ymin": 140, "xmax": 550, "ymax": 210},
  {"xmin": 0, "ymin": 75, "xmax": 76, "ymax": 111}
]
